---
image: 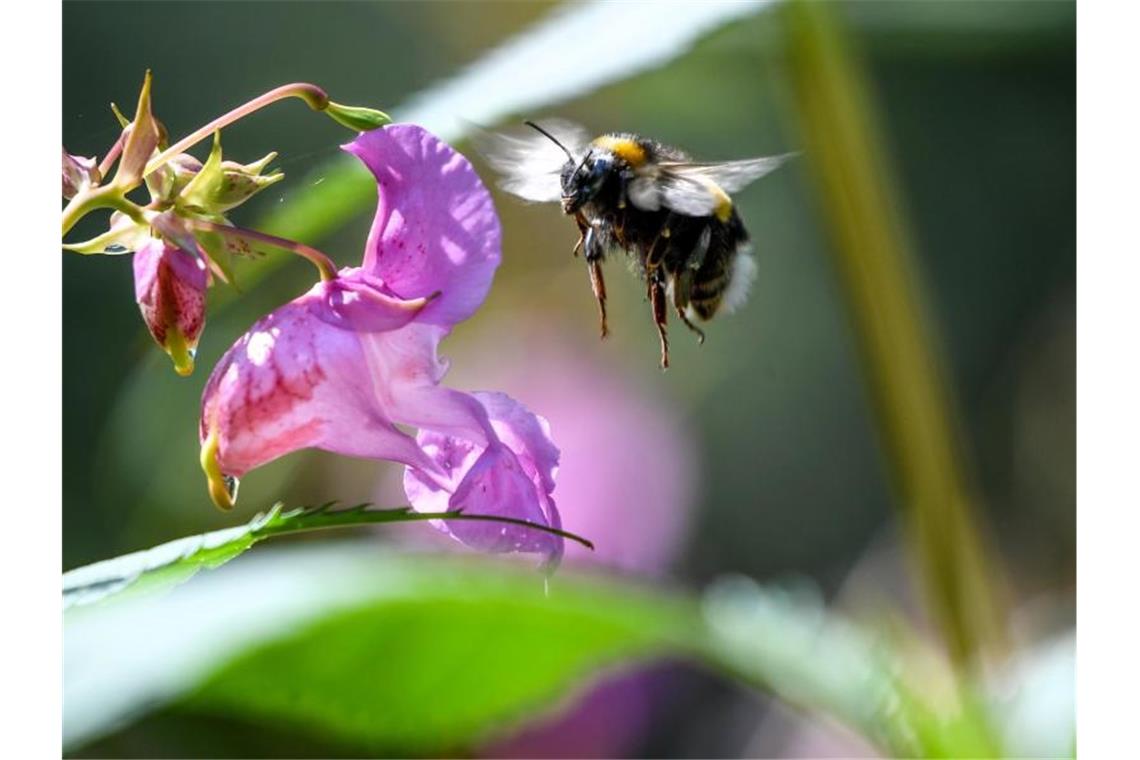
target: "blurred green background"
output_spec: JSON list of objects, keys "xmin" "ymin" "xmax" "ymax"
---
[{"xmin": 63, "ymin": 1, "xmax": 1074, "ymax": 756}]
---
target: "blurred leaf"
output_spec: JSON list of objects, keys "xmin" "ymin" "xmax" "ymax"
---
[
  {"xmin": 63, "ymin": 503, "xmax": 592, "ymax": 610},
  {"xmin": 247, "ymin": 0, "xmax": 775, "ymax": 275},
  {"xmin": 64, "ymin": 543, "xmax": 997, "ymax": 757},
  {"xmin": 986, "ymin": 632, "xmax": 1075, "ymax": 758},
  {"xmin": 185, "ymin": 554, "xmax": 692, "ymax": 754}
]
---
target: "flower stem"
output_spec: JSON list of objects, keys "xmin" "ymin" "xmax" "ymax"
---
[
  {"xmin": 189, "ymin": 219, "xmax": 339, "ymax": 282},
  {"xmin": 61, "ymin": 185, "xmax": 146, "ymax": 237},
  {"xmin": 97, "ymin": 131, "xmax": 126, "ymax": 179},
  {"xmin": 144, "ymin": 83, "xmax": 330, "ymax": 177},
  {"xmin": 784, "ymin": 0, "xmax": 1006, "ymax": 667}
]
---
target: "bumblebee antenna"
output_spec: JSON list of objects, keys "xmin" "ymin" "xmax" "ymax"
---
[{"xmin": 524, "ymin": 120, "xmax": 575, "ymax": 162}]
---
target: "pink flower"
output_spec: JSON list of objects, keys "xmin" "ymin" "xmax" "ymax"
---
[
  {"xmin": 381, "ymin": 327, "xmax": 697, "ymax": 576},
  {"xmin": 199, "ymin": 124, "xmax": 563, "ymax": 562},
  {"xmin": 133, "ymin": 238, "xmax": 208, "ymax": 376},
  {"xmin": 62, "ymin": 149, "xmax": 98, "ymax": 199},
  {"xmin": 404, "ymin": 391, "xmax": 561, "ymax": 560}
]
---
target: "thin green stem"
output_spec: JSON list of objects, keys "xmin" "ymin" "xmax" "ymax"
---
[
  {"xmin": 784, "ymin": 0, "xmax": 1006, "ymax": 667},
  {"xmin": 188, "ymin": 219, "xmax": 339, "ymax": 282},
  {"xmin": 61, "ymin": 185, "xmax": 146, "ymax": 237},
  {"xmin": 257, "ymin": 505, "xmax": 594, "ymax": 551},
  {"xmin": 144, "ymin": 83, "xmax": 329, "ymax": 177}
]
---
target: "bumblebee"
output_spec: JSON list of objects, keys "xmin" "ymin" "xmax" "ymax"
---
[{"xmin": 478, "ymin": 119, "xmax": 794, "ymax": 368}]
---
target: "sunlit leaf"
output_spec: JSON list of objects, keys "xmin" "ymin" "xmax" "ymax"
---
[{"xmin": 63, "ymin": 503, "xmax": 592, "ymax": 610}]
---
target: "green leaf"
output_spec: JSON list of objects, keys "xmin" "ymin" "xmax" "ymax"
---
[
  {"xmin": 65, "ymin": 542, "xmax": 962, "ymax": 757},
  {"xmin": 186, "ymin": 552, "xmax": 694, "ymax": 754},
  {"xmin": 62, "ymin": 505, "xmax": 274, "ymax": 610},
  {"xmin": 63, "ymin": 503, "xmax": 592, "ymax": 611}
]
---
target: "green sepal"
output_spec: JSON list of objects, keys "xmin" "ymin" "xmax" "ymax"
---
[
  {"xmin": 215, "ymin": 161, "xmax": 284, "ymax": 211},
  {"xmin": 146, "ymin": 153, "xmax": 202, "ymax": 204},
  {"xmin": 179, "ymin": 134, "xmax": 283, "ymax": 214},
  {"xmin": 109, "ymin": 102, "xmax": 130, "ymax": 129},
  {"xmin": 62, "ymin": 207, "xmax": 152, "ymax": 255},
  {"xmin": 178, "ymin": 130, "xmax": 226, "ymax": 212},
  {"xmin": 193, "ymin": 224, "xmax": 239, "ymax": 287},
  {"xmin": 324, "ymin": 101, "xmax": 391, "ymax": 132},
  {"xmin": 113, "ymin": 70, "xmax": 161, "ymax": 190}
]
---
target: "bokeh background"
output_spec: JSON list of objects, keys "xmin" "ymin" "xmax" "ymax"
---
[{"xmin": 63, "ymin": 1, "xmax": 1074, "ymax": 757}]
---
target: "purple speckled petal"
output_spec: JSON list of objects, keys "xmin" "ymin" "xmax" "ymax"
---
[
  {"xmin": 132, "ymin": 238, "xmax": 207, "ymax": 348},
  {"xmin": 200, "ymin": 284, "xmax": 439, "ymax": 484},
  {"xmin": 344, "ymin": 124, "xmax": 501, "ymax": 327},
  {"xmin": 403, "ymin": 391, "xmax": 562, "ymax": 563}
]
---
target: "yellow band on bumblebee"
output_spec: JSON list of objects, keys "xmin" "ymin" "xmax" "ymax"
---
[{"xmin": 592, "ymin": 135, "xmax": 648, "ymax": 167}]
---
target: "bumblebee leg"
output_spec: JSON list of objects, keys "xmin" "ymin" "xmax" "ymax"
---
[
  {"xmin": 645, "ymin": 228, "xmax": 667, "ymax": 273},
  {"xmin": 588, "ymin": 259, "xmax": 609, "ymax": 339},
  {"xmin": 645, "ymin": 213, "xmax": 675, "ymax": 274},
  {"xmin": 671, "ymin": 274, "xmax": 706, "ymax": 345},
  {"xmin": 572, "ymin": 214, "xmax": 589, "ymax": 257},
  {"xmin": 650, "ymin": 275, "xmax": 670, "ymax": 369},
  {"xmin": 582, "ymin": 226, "xmax": 609, "ymax": 338}
]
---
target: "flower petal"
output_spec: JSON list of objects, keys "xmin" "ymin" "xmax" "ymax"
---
[
  {"xmin": 199, "ymin": 287, "xmax": 440, "ymax": 509},
  {"xmin": 357, "ymin": 323, "xmax": 495, "ymax": 447},
  {"xmin": 344, "ymin": 124, "xmax": 501, "ymax": 327},
  {"xmin": 133, "ymin": 238, "xmax": 208, "ymax": 375},
  {"xmin": 475, "ymin": 391, "xmax": 560, "ymax": 496},
  {"xmin": 314, "ymin": 268, "xmax": 436, "ymax": 333},
  {"xmin": 403, "ymin": 392, "xmax": 562, "ymax": 563},
  {"xmin": 62, "ymin": 149, "xmax": 98, "ymax": 199}
]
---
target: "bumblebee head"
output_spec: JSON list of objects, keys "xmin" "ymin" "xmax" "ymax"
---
[
  {"xmin": 520, "ymin": 122, "xmax": 612, "ymax": 215},
  {"xmin": 560, "ymin": 152, "xmax": 610, "ymax": 214}
]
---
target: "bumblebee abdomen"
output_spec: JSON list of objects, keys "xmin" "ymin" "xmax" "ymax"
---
[{"xmin": 675, "ymin": 214, "xmax": 755, "ymax": 321}]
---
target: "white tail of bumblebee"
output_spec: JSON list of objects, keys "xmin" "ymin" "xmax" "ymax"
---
[{"xmin": 721, "ymin": 246, "xmax": 758, "ymax": 314}]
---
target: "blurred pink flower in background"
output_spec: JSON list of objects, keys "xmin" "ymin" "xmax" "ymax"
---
[{"xmin": 386, "ymin": 322, "xmax": 699, "ymax": 576}]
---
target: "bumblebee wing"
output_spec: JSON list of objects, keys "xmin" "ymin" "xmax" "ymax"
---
[
  {"xmin": 673, "ymin": 154, "xmax": 797, "ymax": 192},
  {"xmin": 628, "ymin": 153, "xmax": 797, "ymax": 217},
  {"xmin": 469, "ymin": 119, "xmax": 589, "ymax": 203}
]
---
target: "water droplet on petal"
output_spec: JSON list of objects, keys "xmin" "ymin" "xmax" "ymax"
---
[{"xmin": 223, "ymin": 475, "xmax": 240, "ymax": 502}]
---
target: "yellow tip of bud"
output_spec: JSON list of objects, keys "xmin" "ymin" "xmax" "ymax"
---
[
  {"xmin": 164, "ymin": 328, "xmax": 195, "ymax": 376},
  {"xmin": 200, "ymin": 428, "xmax": 239, "ymax": 511}
]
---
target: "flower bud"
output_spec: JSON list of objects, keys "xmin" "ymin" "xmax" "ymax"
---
[
  {"xmin": 324, "ymin": 101, "xmax": 391, "ymax": 132},
  {"xmin": 214, "ymin": 152, "xmax": 283, "ymax": 211},
  {"xmin": 133, "ymin": 238, "xmax": 208, "ymax": 376},
  {"xmin": 114, "ymin": 70, "xmax": 161, "ymax": 191},
  {"xmin": 62, "ymin": 149, "xmax": 99, "ymax": 199},
  {"xmin": 179, "ymin": 133, "xmax": 282, "ymax": 214},
  {"xmin": 146, "ymin": 153, "xmax": 202, "ymax": 204}
]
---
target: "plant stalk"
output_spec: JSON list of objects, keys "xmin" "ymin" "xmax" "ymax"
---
[
  {"xmin": 144, "ymin": 83, "xmax": 329, "ymax": 177},
  {"xmin": 189, "ymin": 219, "xmax": 340, "ymax": 282},
  {"xmin": 783, "ymin": 0, "xmax": 1006, "ymax": 666}
]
